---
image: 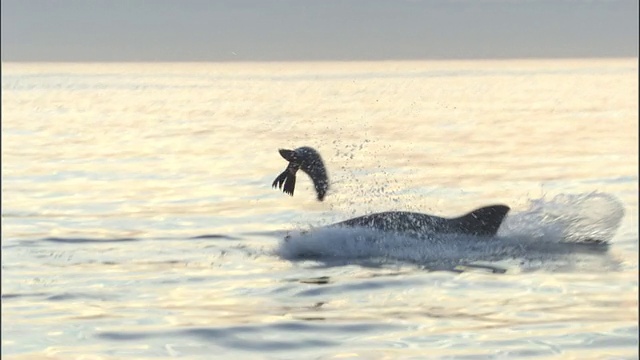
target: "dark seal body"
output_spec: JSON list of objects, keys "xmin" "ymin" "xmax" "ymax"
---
[{"xmin": 272, "ymin": 146, "xmax": 329, "ymax": 201}]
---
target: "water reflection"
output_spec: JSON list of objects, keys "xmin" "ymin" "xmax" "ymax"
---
[{"xmin": 2, "ymin": 60, "xmax": 637, "ymax": 359}]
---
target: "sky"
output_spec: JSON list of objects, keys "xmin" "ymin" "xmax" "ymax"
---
[{"xmin": 1, "ymin": 0, "xmax": 638, "ymax": 62}]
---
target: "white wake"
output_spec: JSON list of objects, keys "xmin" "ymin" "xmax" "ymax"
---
[{"xmin": 275, "ymin": 192, "xmax": 624, "ymax": 271}]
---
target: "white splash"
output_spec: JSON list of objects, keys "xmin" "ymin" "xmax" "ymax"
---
[{"xmin": 274, "ymin": 192, "xmax": 625, "ymax": 271}]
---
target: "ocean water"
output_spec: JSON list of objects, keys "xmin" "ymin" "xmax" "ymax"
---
[{"xmin": 1, "ymin": 59, "xmax": 638, "ymax": 359}]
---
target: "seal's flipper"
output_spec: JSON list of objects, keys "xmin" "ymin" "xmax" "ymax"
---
[
  {"xmin": 272, "ymin": 170, "xmax": 296, "ymax": 196},
  {"xmin": 282, "ymin": 172, "xmax": 296, "ymax": 196},
  {"xmin": 278, "ymin": 149, "xmax": 297, "ymax": 162},
  {"xmin": 272, "ymin": 170, "xmax": 286, "ymax": 189},
  {"xmin": 449, "ymin": 205, "xmax": 510, "ymax": 237}
]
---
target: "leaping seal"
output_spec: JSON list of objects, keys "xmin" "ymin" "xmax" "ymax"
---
[
  {"xmin": 272, "ymin": 146, "xmax": 330, "ymax": 201},
  {"xmin": 272, "ymin": 145, "xmax": 510, "ymax": 236}
]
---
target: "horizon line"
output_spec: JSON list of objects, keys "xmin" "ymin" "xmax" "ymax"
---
[{"xmin": 2, "ymin": 55, "xmax": 638, "ymax": 64}]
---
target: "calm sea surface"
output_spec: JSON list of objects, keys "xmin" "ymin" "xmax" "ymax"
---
[{"xmin": 1, "ymin": 60, "xmax": 638, "ymax": 359}]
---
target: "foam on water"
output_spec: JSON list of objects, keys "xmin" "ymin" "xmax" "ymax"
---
[
  {"xmin": 499, "ymin": 191, "xmax": 625, "ymax": 243},
  {"xmin": 275, "ymin": 192, "xmax": 625, "ymax": 271}
]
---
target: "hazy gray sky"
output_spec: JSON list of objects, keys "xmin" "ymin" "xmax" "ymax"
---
[{"xmin": 1, "ymin": 0, "xmax": 638, "ymax": 61}]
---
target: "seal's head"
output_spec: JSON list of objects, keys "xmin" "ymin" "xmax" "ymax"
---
[{"xmin": 272, "ymin": 146, "xmax": 330, "ymax": 201}]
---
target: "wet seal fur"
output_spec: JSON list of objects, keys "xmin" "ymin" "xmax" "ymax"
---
[
  {"xmin": 272, "ymin": 146, "xmax": 329, "ymax": 201},
  {"xmin": 272, "ymin": 146, "xmax": 508, "ymax": 237}
]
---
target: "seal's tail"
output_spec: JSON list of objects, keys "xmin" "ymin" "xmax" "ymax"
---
[
  {"xmin": 278, "ymin": 149, "xmax": 297, "ymax": 162},
  {"xmin": 272, "ymin": 170, "xmax": 297, "ymax": 196}
]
